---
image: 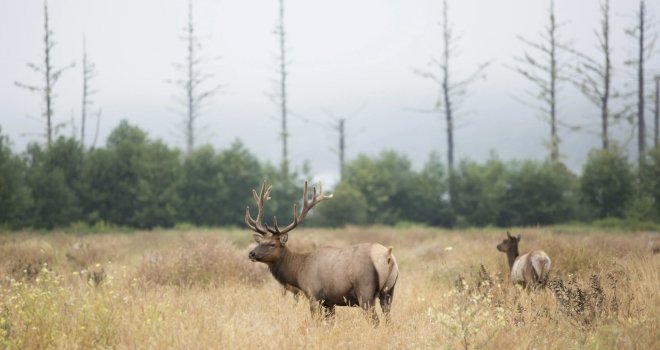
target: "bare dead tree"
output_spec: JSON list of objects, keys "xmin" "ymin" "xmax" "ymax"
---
[
  {"xmin": 571, "ymin": 0, "xmax": 621, "ymax": 150},
  {"xmin": 512, "ymin": 0, "xmax": 571, "ymax": 163},
  {"xmin": 323, "ymin": 104, "xmax": 364, "ymax": 180},
  {"xmin": 69, "ymin": 110, "xmax": 76, "ymax": 140},
  {"xmin": 655, "ymin": 75, "xmax": 659, "ymax": 148},
  {"xmin": 171, "ymin": 0, "xmax": 221, "ymax": 156},
  {"xmin": 625, "ymin": 0, "xmax": 658, "ymax": 168},
  {"xmin": 90, "ymin": 109, "xmax": 102, "ymax": 150},
  {"xmin": 414, "ymin": 0, "xmax": 489, "ymax": 206},
  {"xmin": 80, "ymin": 37, "xmax": 100, "ymax": 148},
  {"xmin": 15, "ymin": 0, "xmax": 74, "ymax": 147},
  {"xmin": 335, "ymin": 118, "xmax": 346, "ymax": 177},
  {"xmin": 271, "ymin": 0, "xmax": 291, "ymax": 179}
]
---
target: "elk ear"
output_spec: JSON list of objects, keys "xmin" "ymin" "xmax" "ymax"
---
[
  {"xmin": 506, "ymin": 231, "xmax": 513, "ymax": 239},
  {"xmin": 253, "ymin": 234, "xmax": 263, "ymax": 243},
  {"xmin": 279, "ymin": 233, "xmax": 288, "ymax": 246},
  {"xmin": 517, "ymin": 234, "xmax": 521, "ymax": 241}
]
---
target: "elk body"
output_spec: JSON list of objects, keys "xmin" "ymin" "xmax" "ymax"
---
[
  {"xmin": 496, "ymin": 232, "xmax": 551, "ymax": 288},
  {"xmin": 246, "ymin": 182, "xmax": 398, "ymax": 324}
]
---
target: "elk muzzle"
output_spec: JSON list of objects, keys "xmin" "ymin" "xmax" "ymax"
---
[
  {"xmin": 248, "ymin": 250, "xmax": 257, "ymax": 262},
  {"xmin": 248, "ymin": 245, "xmax": 272, "ymax": 262}
]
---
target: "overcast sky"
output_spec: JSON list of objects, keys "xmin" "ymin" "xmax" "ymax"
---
[{"xmin": 0, "ymin": 0, "xmax": 658, "ymax": 184}]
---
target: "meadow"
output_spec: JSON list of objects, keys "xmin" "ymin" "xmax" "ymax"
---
[{"xmin": 0, "ymin": 226, "xmax": 657, "ymax": 349}]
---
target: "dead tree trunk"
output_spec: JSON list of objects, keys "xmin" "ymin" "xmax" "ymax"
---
[
  {"xmin": 440, "ymin": 4, "xmax": 455, "ymax": 199},
  {"xmin": 637, "ymin": 0, "xmax": 646, "ymax": 166},
  {"xmin": 655, "ymin": 75, "xmax": 659, "ymax": 148},
  {"xmin": 80, "ymin": 37, "xmax": 97, "ymax": 148},
  {"xmin": 549, "ymin": 11, "xmax": 559, "ymax": 162},
  {"xmin": 337, "ymin": 118, "xmax": 345, "ymax": 178},
  {"xmin": 414, "ymin": 0, "xmax": 489, "ymax": 207},
  {"xmin": 572, "ymin": 0, "xmax": 615, "ymax": 150},
  {"xmin": 14, "ymin": 0, "xmax": 73, "ymax": 147},
  {"xmin": 323, "ymin": 105, "xmax": 363, "ymax": 181},
  {"xmin": 44, "ymin": 3, "xmax": 53, "ymax": 147},
  {"xmin": 171, "ymin": 0, "xmax": 220, "ymax": 156},
  {"xmin": 186, "ymin": 4, "xmax": 195, "ymax": 155},
  {"xmin": 625, "ymin": 0, "xmax": 658, "ymax": 169},
  {"xmin": 513, "ymin": 0, "xmax": 569, "ymax": 164},
  {"xmin": 275, "ymin": 0, "xmax": 290, "ymax": 179}
]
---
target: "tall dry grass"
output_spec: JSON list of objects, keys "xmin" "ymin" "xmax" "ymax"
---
[{"xmin": 0, "ymin": 227, "xmax": 657, "ymax": 349}]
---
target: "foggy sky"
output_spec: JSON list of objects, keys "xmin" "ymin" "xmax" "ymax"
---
[{"xmin": 0, "ymin": 0, "xmax": 657, "ymax": 185}]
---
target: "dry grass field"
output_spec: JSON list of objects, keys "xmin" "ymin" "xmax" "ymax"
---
[{"xmin": 0, "ymin": 227, "xmax": 658, "ymax": 349}]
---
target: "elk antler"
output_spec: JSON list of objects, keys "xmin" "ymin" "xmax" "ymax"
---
[
  {"xmin": 270, "ymin": 181, "xmax": 333, "ymax": 235},
  {"xmin": 245, "ymin": 182, "xmax": 273, "ymax": 236}
]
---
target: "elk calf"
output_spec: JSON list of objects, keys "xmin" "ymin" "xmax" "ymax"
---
[
  {"xmin": 496, "ymin": 232, "xmax": 551, "ymax": 288},
  {"xmin": 246, "ymin": 182, "xmax": 399, "ymax": 324}
]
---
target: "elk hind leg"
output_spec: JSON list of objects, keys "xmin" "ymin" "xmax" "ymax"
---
[{"xmin": 379, "ymin": 285, "xmax": 395, "ymax": 323}]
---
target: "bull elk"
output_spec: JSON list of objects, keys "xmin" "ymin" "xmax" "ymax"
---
[
  {"xmin": 496, "ymin": 232, "xmax": 551, "ymax": 288},
  {"xmin": 246, "ymin": 181, "xmax": 399, "ymax": 324}
]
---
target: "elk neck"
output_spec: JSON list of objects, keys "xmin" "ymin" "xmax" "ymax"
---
[
  {"xmin": 268, "ymin": 246, "xmax": 308, "ymax": 290},
  {"xmin": 506, "ymin": 245, "xmax": 519, "ymax": 272}
]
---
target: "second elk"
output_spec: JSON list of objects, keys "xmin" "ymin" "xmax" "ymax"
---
[
  {"xmin": 496, "ymin": 232, "xmax": 551, "ymax": 289},
  {"xmin": 246, "ymin": 181, "xmax": 399, "ymax": 324}
]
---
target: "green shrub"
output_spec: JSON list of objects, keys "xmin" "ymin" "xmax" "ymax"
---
[
  {"xmin": 312, "ymin": 183, "xmax": 368, "ymax": 227},
  {"xmin": 497, "ymin": 161, "xmax": 579, "ymax": 226},
  {"xmin": 580, "ymin": 149, "xmax": 633, "ymax": 219}
]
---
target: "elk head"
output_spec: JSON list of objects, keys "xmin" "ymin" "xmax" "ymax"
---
[
  {"xmin": 245, "ymin": 181, "xmax": 332, "ymax": 263},
  {"xmin": 497, "ymin": 231, "xmax": 521, "ymax": 253}
]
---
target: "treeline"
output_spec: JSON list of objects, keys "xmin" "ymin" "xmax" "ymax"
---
[{"xmin": 1, "ymin": 121, "xmax": 660, "ymax": 230}]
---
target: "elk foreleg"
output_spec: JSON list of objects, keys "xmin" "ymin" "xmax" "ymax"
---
[
  {"xmin": 309, "ymin": 299, "xmax": 323, "ymax": 319},
  {"xmin": 309, "ymin": 299, "xmax": 335, "ymax": 323},
  {"xmin": 322, "ymin": 304, "xmax": 336, "ymax": 320},
  {"xmin": 281, "ymin": 284, "xmax": 301, "ymax": 301}
]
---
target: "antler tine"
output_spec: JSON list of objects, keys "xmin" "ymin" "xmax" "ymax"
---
[
  {"xmin": 271, "ymin": 181, "xmax": 333, "ymax": 235},
  {"xmin": 252, "ymin": 189, "xmax": 260, "ymax": 206},
  {"xmin": 245, "ymin": 182, "xmax": 272, "ymax": 236},
  {"xmin": 245, "ymin": 207, "xmax": 256, "ymax": 231},
  {"xmin": 258, "ymin": 183, "xmax": 272, "ymax": 222},
  {"xmin": 302, "ymin": 181, "xmax": 309, "ymax": 204},
  {"xmin": 271, "ymin": 216, "xmax": 280, "ymax": 234},
  {"xmin": 293, "ymin": 203, "xmax": 299, "ymax": 224}
]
